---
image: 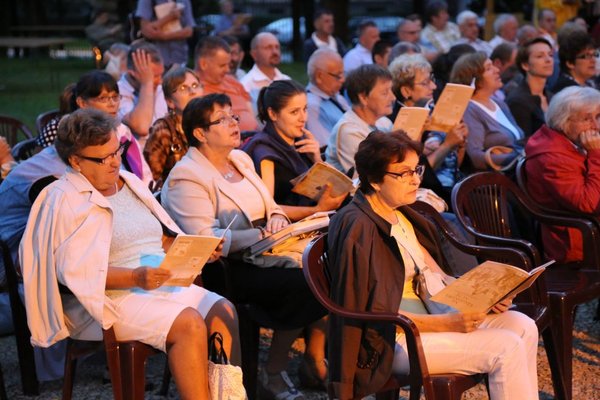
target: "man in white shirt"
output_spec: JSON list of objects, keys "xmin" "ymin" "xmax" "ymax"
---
[
  {"xmin": 240, "ymin": 32, "xmax": 291, "ymax": 110},
  {"xmin": 455, "ymin": 10, "xmax": 492, "ymax": 56},
  {"xmin": 303, "ymin": 8, "xmax": 346, "ymax": 62},
  {"xmin": 488, "ymin": 14, "xmax": 519, "ymax": 51},
  {"xmin": 117, "ymin": 41, "xmax": 168, "ymax": 148},
  {"xmin": 306, "ymin": 48, "xmax": 350, "ymax": 146},
  {"xmin": 343, "ymin": 20, "xmax": 380, "ymax": 73}
]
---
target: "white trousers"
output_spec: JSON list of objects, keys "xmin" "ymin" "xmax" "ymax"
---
[{"xmin": 393, "ymin": 310, "xmax": 539, "ymax": 400}]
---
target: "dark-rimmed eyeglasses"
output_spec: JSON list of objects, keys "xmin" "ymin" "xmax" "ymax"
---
[
  {"xmin": 90, "ymin": 94, "xmax": 122, "ymax": 104},
  {"xmin": 575, "ymin": 50, "xmax": 599, "ymax": 60},
  {"xmin": 319, "ymin": 69, "xmax": 344, "ymax": 81},
  {"xmin": 77, "ymin": 142, "xmax": 126, "ymax": 165},
  {"xmin": 205, "ymin": 114, "xmax": 241, "ymax": 128},
  {"xmin": 385, "ymin": 164, "xmax": 425, "ymax": 180},
  {"xmin": 414, "ymin": 74, "xmax": 435, "ymax": 87}
]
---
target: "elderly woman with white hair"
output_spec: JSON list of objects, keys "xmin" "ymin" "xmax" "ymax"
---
[
  {"xmin": 389, "ymin": 53, "xmax": 468, "ymax": 197},
  {"xmin": 525, "ymin": 86, "xmax": 600, "ymax": 263},
  {"xmin": 488, "ymin": 14, "xmax": 519, "ymax": 50}
]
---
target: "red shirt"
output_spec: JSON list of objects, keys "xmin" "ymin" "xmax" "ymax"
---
[{"xmin": 200, "ymin": 75, "xmax": 258, "ymax": 132}]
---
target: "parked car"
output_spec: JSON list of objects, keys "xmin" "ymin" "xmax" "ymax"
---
[{"xmin": 259, "ymin": 17, "xmax": 306, "ymax": 47}]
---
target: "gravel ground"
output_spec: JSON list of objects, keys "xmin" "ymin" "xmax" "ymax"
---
[{"xmin": 0, "ymin": 300, "xmax": 598, "ymax": 400}]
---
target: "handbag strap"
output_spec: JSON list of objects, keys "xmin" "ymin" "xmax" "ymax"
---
[{"xmin": 208, "ymin": 332, "xmax": 229, "ymax": 365}]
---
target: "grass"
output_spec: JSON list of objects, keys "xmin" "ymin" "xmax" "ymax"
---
[{"xmin": 0, "ymin": 55, "xmax": 308, "ymax": 138}]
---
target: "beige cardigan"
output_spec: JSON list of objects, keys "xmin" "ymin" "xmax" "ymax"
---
[{"xmin": 161, "ymin": 148, "xmax": 287, "ymax": 256}]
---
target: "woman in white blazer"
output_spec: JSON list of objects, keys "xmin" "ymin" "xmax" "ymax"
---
[
  {"xmin": 162, "ymin": 94, "xmax": 328, "ymax": 399},
  {"xmin": 20, "ymin": 109, "xmax": 238, "ymax": 399}
]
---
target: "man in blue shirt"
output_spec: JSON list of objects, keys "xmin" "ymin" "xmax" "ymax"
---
[{"xmin": 306, "ymin": 48, "xmax": 350, "ymax": 147}]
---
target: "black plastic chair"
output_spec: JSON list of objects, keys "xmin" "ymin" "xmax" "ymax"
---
[
  {"xmin": 35, "ymin": 109, "xmax": 59, "ymax": 136},
  {"xmin": 0, "ymin": 115, "xmax": 34, "ymax": 148},
  {"xmin": 452, "ymin": 171, "xmax": 600, "ymax": 400},
  {"xmin": 11, "ymin": 137, "xmax": 39, "ymax": 162}
]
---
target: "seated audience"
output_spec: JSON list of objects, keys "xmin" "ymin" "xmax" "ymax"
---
[
  {"xmin": 455, "ymin": 10, "xmax": 492, "ymax": 56},
  {"xmin": 420, "ymin": 0, "xmax": 460, "ymax": 55},
  {"xmin": 552, "ymin": 29, "xmax": 597, "ymax": 93},
  {"xmin": 136, "ymin": 0, "xmax": 194, "ymax": 68},
  {"xmin": 525, "ymin": 86, "xmax": 600, "ymax": 262},
  {"xmin": 450, "ymin": 52, "xmax": 524, "ymax": 172},
  {"xmin": 305, "ymin": 49, "xmax": 350, "ymax": 147},
  {"xmin": 431, "ymin": 43, "xmax": 476, "ymax": 99},
  {"xmin": 38, "ymin": 83, "xmax": 76, "ymax": 148},
  {"xmin": 222, "ymin": 35, "xmax": 247, "ymax": 80},
  {"xmin": 389, "ymin": 53, "xmax": 468, "ymax": 197},
  {"xmin": 343, "ymin": 20, "xmax": 380, "ymax": 73},
  {"xmin": 506, "ymin": 38, "xmax": 554, "ymax": 138},
  {"xmin": 517, "ymin": 24, "xmax": 541, "ymax": 46},
  {"xmin": 372, "ymin": 40, "xmax": 392, "ymax": 68},
  {"xmin": 396, "ymin": 17, "xmax": 437, "ymax": 62},
  {"xmin": 20, "ymin": 108, "xmax": 239, "ymax": 398},
  {"xmin": 117, "ymin": 41, "xmax": 168, "ymax": 146},
  {"xmin": 161, "ymin": 94, "xmax": 327, "ymax": 399},
  {"xmin": 243, "ymin": 80, "xmax": 346, "ymax": 221},
  {"xmin": 241, "ymin": 33, "xmax": 291, "ymax": 110},
  {"xmin": 488, "ymin": 14, "xmax": 519, "ymax": 50},
  {"xmin": 103, "ymin": 43, "xmax": 130, "ymax": 81},
  {"xmin": 325, "ymin": 64, "xmax": 394, "ymax": 175},
  {"xmin": 328, "ymin": 130, "xmax": 539, "ymax": 400},
  {"xmin": 389, "ymin": 41, "xmax": 422, "ymax": 65},
  {"xmin": 145, "ymin": 67, "xmax": 203, "ymax": 189},
  {"xmin": 303, "ymin": 8, "xmax": 346, "ymax": 62},
  {"xmin": 194, "ymin": 36, "xmax": 258, "ymax": 132}
]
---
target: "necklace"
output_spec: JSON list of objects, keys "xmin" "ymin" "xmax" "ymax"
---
[{"xmin": 222, "ymin": 164, "xmax": 235, "ymax": 180}]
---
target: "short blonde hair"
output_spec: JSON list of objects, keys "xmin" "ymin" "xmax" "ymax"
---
[{"xmin": 388, "ymin": 53, "xmax": 431, "ymax": 101}]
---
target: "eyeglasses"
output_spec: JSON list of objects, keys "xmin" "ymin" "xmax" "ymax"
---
[
  {"xmin": 575, "ymin": 50, "xmax": 599, "ymax": 60},
  {"xmin": 385, "ymin": 164, "xmax": 425, "ymax": 180},
  {"xmin": 77, "ymin": 142, "xmax": 126, "ymax": 165},
  {"xmin": 414, "ymin": 74, "xmax": 435, "ymax": 87},
  {"xmin": 91, "ymin": 94, "xmax": 122, "ymax": 104},
  {"xmin": 323, "ymin": 70, "xmax": 345, "ymax": 81},
  {"xmin": 174, "ymin": 82, "xmax": 202, "ymax": 94},
  {"xmin": 205, "ymin": 114, "xmax": 241, "ymax": 127}
]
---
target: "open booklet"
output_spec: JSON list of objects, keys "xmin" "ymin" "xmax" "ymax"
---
[
  {"xmin": 430, "ymin": 260, "xmax": 554, "ymax": 313},
  {"xmin": 393, "ymin": 107, "xmax": 430, "ymax": 141},
  {"xmin": 290, "ymin": 162, "xmax": 354, "ymax": 201},
  {"xmin": 246, "ymin": 212, "xmax": 332, "ymax": 257},
  {"xmin": 159, "ymin": 217, "xmax": 236, "ymax": 287},
  {"xmin": 424, "ymin": 83, "xmax": 474, "ymax": 132}
]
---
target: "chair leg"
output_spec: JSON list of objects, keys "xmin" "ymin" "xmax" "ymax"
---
[
  {"xmin": 408, "ymin": 384, "xmax": 422, "ymax": 400},
  {"xmin": 0, "ymin": 362, "xmax": 7, "ymax": 400},
  {"xmin": 158, "ymin": 357, "xmax": 171, "ymax": 395},
  {"xmin": 549, "ymin": 294, "xmax": 574, "ymax": 400},
  {"xmin": 595, "ymin": 299, "xmax": 600, "ymax": 321},
  {"xmin": 119, "ymin": 345, "xmax": 149, "ymax": 400},
  {"xmin": 61, "ymin": 341, "xmax": 78, "ymax": 400},
  {"xmin": 237, "ymin": 305, "xmax": 260, "ymax": 400},
  {"xmin": 104, "ymin": 338, "xmax": 123, "ymax": 400},
  {"xmin": 541, "ymin": 326, "xmax": 567, "ymax": 400}
]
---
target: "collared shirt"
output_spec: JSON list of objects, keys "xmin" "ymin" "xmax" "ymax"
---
[
  {"xmin": 116, "ymin": 124, "xmax": 153, "ymax": 186},
  {"xmin": 488, "ymin": 35, "xmax": 515, "ymax": 50},
  {"xmin": 342, "ymin": 43, "xmax": 373, "ymax": 73},
  {"xmin": 201, "ymin": 74, "xmax": 258, "ymax": 131},
  {"xmin": 325, "ymin": 109, "xmax": 393, "ymax": 175},
  {"xmin": 135, "ymin": 0, "xmax": 195, "ymax": 66},
  {"xmin": 240, "ymin": 65, "xmax": 291, "ymax": 113},
  {"xmin": 306, "ymin": 83, "xmax": 349, "ymax": 146},
  {"xmin": 420, "ymin": 22, "xmax": 460, "ymax": 54},
  {"xmin": 311, "ymin": 32, "xmax": 338, "ymax": 53},
  {"xmin": 454, "ymin": 37, "xmax": 493, "ymax": 56},
  {"xmin": 117, "ymin": 74, "xmax": 169, "ymax": 141}
]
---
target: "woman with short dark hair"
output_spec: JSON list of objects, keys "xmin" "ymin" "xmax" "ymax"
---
[
  {"xmin": 162, "ymin": 93, "xmax": 328, "ymax": 399},
  {"xmin": 506, "ymin": 38, "xmax": 554, "ymax": 138},
  {"xmin": 328, "ymin": 130, "xmax": 539, "ymax": 399}
]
